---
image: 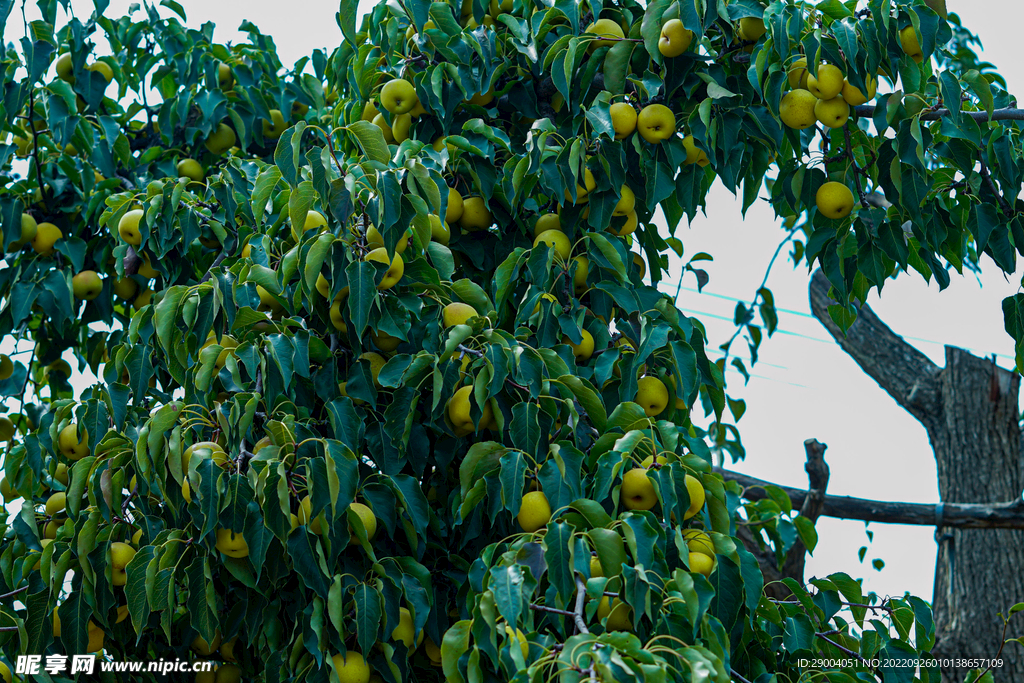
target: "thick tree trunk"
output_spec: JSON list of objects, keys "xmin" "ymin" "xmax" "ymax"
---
[{"xmin": 809, "ymin": 270, "xmax": 1024, "ymax": 682}]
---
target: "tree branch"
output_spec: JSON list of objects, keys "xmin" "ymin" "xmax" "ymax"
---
[
  {"xmin": 573, "ymin": 576, "xmax": 589, "ymax": 635},
  {"xmin": 977, "ymin": 151, "xmax": 1014, "ymax": 216},
  {"xmin": 717, "ymin": 465, "xmax": 1024, "ymax": 529},
  {"xmin": 854, "ymin": 105, "xmax": 1024, "ymax": 122},
  {"xmin": 199, "ymin": 250, "xmax": 228, "ymax": 284},
  {"xmin": 809, "ymin": 269, "xmax": 942, "ymax": 425}
]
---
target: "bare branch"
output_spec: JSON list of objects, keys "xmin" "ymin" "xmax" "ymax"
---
[
  {"xmin": 717, "ymin": 465, "xmax": 1024, "ymax": 529},
  {"xmin": 854, "ymin": 105, "xmax": 1024, "ymax": 122}
]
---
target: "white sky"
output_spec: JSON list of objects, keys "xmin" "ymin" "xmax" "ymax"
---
[{"xmin": 5, "ymin": 0, "xmax": 1023, "ymax": 606}]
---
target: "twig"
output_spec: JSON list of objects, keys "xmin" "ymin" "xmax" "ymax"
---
[
  {"xmin": 977, "ymin": 152, "xmax": 1014, "ymax": 216},
  {"xmin": 844, "ymin": 126, "xmax": 870, "ymax": 209},
  {"xmin": 965, "ymin": 614, "xmax": 1014, "ymax": 683},
  {"xmin": 457, "ymin": 344, "xmax": 484, "ymax": 358},
  {"xmin": 730, "ymin": 670, "xmax": 753, "ymax": 683},
  {"xmin": 529, "ymin": 604, "xmax": 576, "ymax": 617},
  {"xmin": 199, "ymin": 250, "xmax": 229, "ymax": 284},
  {"xmin": 714, "ymin": 223, "xmax": 802, "ymax": 371},
  {"xmin": 816, "ymin": 632, "xmax": 881, "ymax": 679},
  {"xmin": 573, "ymin": 576, "xmax": 589, "ymax": 635},
  {"xmin": 0, "ymin": 586, "xmax": 29, "ymax": 600}
]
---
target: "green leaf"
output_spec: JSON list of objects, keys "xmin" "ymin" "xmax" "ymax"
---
[
  {"xmin": 251, "ymin": 166, "xmax": 282, "ymax": 227},
  {"xmin": 459, "ymin": 441, "xmax": 507, "ymax": 492},
  {"xmin": 509, "ymin": 402, "xmax": 541, "ymax": 458},
  {"xmin": 288, "ymin": 180, "xmax": 316, "ymax": 241},
  {"xmin": 352, "ymin": 583, "xmax": 382, "ymax": 656},
  {"xmin": 441, "ymin": 620, "xmax": 473, "ymax": 683},
  {"xmin": 793, "ymin": 515, "xmax": 818, "ymax": 553},
  {"xmin": 345, "ymin": 260, "xmax": 376, "ymax": 336},
  {"xmin": 545, "ymin": 521, "xmax": 575, "ymax": 600},
  {"xmin": 126, "ymin": 545, "xmax": 156, "ymax": 637},
  {"xmin": 274, "ymin": 123, "xmax": 304, "ymax": 187},
  {"xmin": 568, "ymin": 499, "xmax": 613, "ymax": 529},
  {"xmin": 962, "ymin": 70, "xmax": 994, "ymax": 119},
  {"xmin": 589, "ymin": 527, "xmax": 627, "ymax": 577},
  {"xmin": 186, "ymin": 556, "xmax": 219, "ymax": 646},
  {"xmin": 489, "ymin": 563, "xmax": 525, "ymax": 628},
  {"xmin": 288, "ymin": 530, "xmax": 330, "ymax": 598},
  {"xmin": 557, "ymin": 375, "xmax": 607, "ymax": 432},
  {"xmin": 347, "ymin": 120, "xmax": 391, "ymax": 164}
]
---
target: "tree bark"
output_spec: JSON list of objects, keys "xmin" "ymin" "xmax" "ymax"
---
[{"xmin": 810, "ymin": 269, "xmax": 1024, "ymax": 682}]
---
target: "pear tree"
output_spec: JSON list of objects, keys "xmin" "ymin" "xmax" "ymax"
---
[{"xmin": 0, "ymin": 0, "xmax": 1022, "ymax": 682}]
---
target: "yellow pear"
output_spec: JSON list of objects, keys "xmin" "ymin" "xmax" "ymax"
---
[
  {"xmin": 215, "ymin": 529, "xmax": 249, "ymax": 558},
  {"xmin": 359, "ymin": 351, "xmax": 387, "ymax": 388},
  {"xmin": 621, "ymin": 468, "xmax": 656, "ymax": 510},
  {"xmin": 72, "ymin": 270, "xmax": 103, "ymax": 300},
  {"xmin": 779, "ymin": 89, "xmax": 817, "ymax": 129},
  {"xmin": 177, "ymin": 158, "xmax": 204, "ymax": 182},
  {"xmin": 658, "ymin": 19, "xmax": 693, "ymax": 57},
  {"xmin": 816, "ymin": 181, "xmax": 855, "ymax": 219},
  {"xmin": 899, "ymin": 26, "xmax": 924, "ymax": 63},
  {"xmin": 447, "ymin": 385, "xmax": 493, "ymax": 437},
  {"xmin": 350, "ymin": 501, "xmax": 377, "ymax": 539},
  {"xmin": 635, "ymin": 376, "xmax": 669, "ymax": 416},
  {"xmin": 610, "ymin": 102, "xmax": 637, "ymax": 139},
  {"xmin": 109, "ymin": 541, "xmax": 136, "ymax": 586},
  {"xmin": 597, "ymin": 597, "xmax": 632, "ymax": 631},
  {"xmin": 8, "ymin": 213, "xmax": 37, "ymax": 251},
  {"xmin": 459, "ymin": 196, "xmax": 492, "ymax": 231},
  {"xmin": 118, "ymin": 209, "xmax": 145, "ymax": 245},
  {"xmin": 205, "ymin": 123, "xmax": 236, "ymax": 154},
  {"xmin": 366, "ymin": 225, "xmax": 411, "ymax": 254},
  {"xmin": 297, "ymin": 496, "xmax": 326, "ymax": 534},
  {"xmin": 380, "ymin": 79, "xmax": 418, "ymax": 115},
  {"xmin": 689, "ymin": 551, "xmax": 715, "ymax": 576},
  {"xmin": 262, "ymin": 109, "xmax": 287, "ymax": 139},
  {"xmin": 613, "ymin": 185, "xmax": 635, "ymax": 216},
  {"xmin": 331, "ymin": 652, "xmax": 370, "ymax": 683},
  {"xmin": 533, "ymin": 229, "xmax": 571, "ymax": 260},
  {"xmin": 842, "ymin": 75, "xmax": 877, "ymax": 106},
  {"xmin": 637, "ymin": 104, "xmax": 675, "ymax": 143},
  {"xmin": 517, "ymin": 490, "xmax": 552, "ymax": 532},
  {"xmin": 682, "ymin": 135, "xmax": 710, "ymax": 166},
  {"xmin": 814, "ymin": 96, "xmax": 850, "ymax": 128},
  {"xmin": 806, "ymin": 64, "xmax": 844, "ymax": 99},
  {"xmin": 683, "ymin": 474, "xmax": 706, "ymax": 519},
  {"xmin": 446, "ymin": 187, "xmax": 464, "ymax": 223},
  {"xmin": 58, "ymin": 423, "xmax": 90, "ymax": 460},
  {"xmin": 365, "ymin": 248, "xmax": 404, "ymax": 289},
  {"xmin": 32, "ymin": 222, "xmax": 63, "ymax": 255},
  {"xmin": 429, "ymin": 214, "xmax": 450, "ymax": 244},
  {"xmin": 564, "ymin": 329, "xmax": 595, "ymax": 361},
  {"xmin": 683, "ymin": 529, "xmax": 715, "ymax": 555},
  {"xmin": 585, "ymin": 18, "xmax": 624, "ymax": 48},
  {"xmin": 443, "ymin": 302, "xmax": 478, "ymax": 327},
  {"xmin": 737, "ymin": 17, "xmax": 766, "ymax": 42}
]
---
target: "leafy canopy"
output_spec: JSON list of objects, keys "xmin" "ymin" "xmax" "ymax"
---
[{"xmin": 0, "ymin": 0, "xmax": 1016, "ymax": 682}]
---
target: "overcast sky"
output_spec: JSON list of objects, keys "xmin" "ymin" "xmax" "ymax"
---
[{"xmin": 5, "ymin": 0, "xmax": 1023, "ymax": 607}]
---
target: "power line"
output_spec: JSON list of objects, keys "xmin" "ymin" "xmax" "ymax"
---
[{"xmin": 663, "ymin": 284, "xmax": 1018, "ymax": 364}]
